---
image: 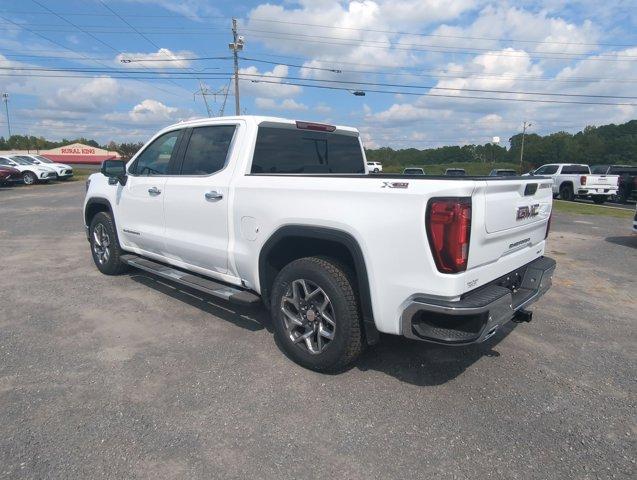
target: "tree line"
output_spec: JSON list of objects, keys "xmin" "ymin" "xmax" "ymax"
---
[
  {"xmin": 1, "ymin": 119, "xmax": 635, "ymax": 166},
  {"xmin": 365, "ymin": 119, "xmax": 637, "ymax": 168}
]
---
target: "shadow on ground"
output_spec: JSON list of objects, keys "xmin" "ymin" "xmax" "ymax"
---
[
  {"xmin": 130, "ymin": 271, "xmax": 514, "ymax": 387},
  {"xmin": 605, "ymin": 235, "xmax": 637, "ymax": 248}
]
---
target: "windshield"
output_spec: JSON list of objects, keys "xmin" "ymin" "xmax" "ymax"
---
[
  {"xmin": 12, "ymin": 156, "xmax": 36, "ymax": 165},
  {"xmin": 34, "ymin": 155, "xmax": 53, "ymax": 163}
]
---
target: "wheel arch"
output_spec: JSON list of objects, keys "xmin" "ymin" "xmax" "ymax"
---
[
  {"xmin": 258, "ymin": 225, "xmax": 379, "ymax": 345},
  {"xmin": 85, "ymin": 197, "xmax": 114, "ymax": 229}
]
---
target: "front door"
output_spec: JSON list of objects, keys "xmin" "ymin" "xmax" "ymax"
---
[
  {"xmin": 162, "ymin": 124, "xmax": 239, "ymax": 274},
  {"xmin": 116, "ymin": 129, "xmax": 183, "ymax": 255}
]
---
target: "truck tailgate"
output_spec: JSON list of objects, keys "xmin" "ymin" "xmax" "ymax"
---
[
  {"xmin": 485, "ymin": 179, "xmax": 553, "ymax": 234},
  {"xmin": 585, "ymin": 174, "xmax": 618, "ymax": 189}
]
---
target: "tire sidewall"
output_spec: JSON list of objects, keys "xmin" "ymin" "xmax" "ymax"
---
[
  {"xmin": 89, "ymin": 212, "xmax": 126, "ymax": 275},
  {"xmin": 270, "ymin": 259, "xmax": 357, "ymax": 370},
  {"xmin": 560, "ymin": 184, "xmax": 573, "ymax": 201},
  {"xmin": 23, "ymin": 172, "xmax": 36, "ymax": 185}
]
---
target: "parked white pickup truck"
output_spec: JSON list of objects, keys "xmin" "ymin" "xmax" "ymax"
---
[
  {"xmin": 84, "ymin": 116, "xmax": 556, "ymax": 371},
  {"xmin": 528, "ymin": 163, "xmax": 618, "ymax": 204}
]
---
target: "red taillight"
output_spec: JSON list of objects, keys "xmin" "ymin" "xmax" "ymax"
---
[
  {"xmin": 295, "ymin": 121, "xmax": 336, "ymax": 132},
  {"xmin": 545, "ymin": 213, "xmax": 552, "ymax": 239},
  {"xmin": 580, "ymin": 175, "xmax": 587, "ymax": 185},
  {"xmin": 426, "ymin": 198, "xmax": 471, "ymax": 273}
]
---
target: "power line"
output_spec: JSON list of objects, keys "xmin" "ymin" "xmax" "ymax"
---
[
  {"xmin": 2, "ymin": 10, "xmax": 634, "ymax": 48},
  {"xmin": 0, "ymin": 14, "xmax": 182, "ymax": 98},
  {"xmin": 4, "ymin": 66, "xmax": 636, "ymax": 99},
  {"xmin": 240, "ymin": 78, "xmax": 637, "ymax": 106},
  {"xmin": 29, "ymin": 0, "xmax": 194, "ymax": 94}
]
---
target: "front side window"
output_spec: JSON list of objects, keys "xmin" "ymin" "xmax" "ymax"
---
[
  {"xmin": 179, "ymin": 125, "xmax": 236, "ymax": 175},
  {"xmin": 0, "ymin": 158, "xmax": 14, "ymax": 166},
  {"xmin": 34, "ymin": 155, "xmax": 52, "ymax": 163},
  {"xmin": 251, "ymin": 126, "xmax": 365, "ymax": 174},
  {"xmin": 130, "ymin": 130, "xmax": 181, "ymax": 176},
  {"xmin": 11, "ymin": 157, "xmax": 35, "ymax": 166},
  {"xmin": 535, "ymin": 165, "xmax": 559, "ymax": 175}
]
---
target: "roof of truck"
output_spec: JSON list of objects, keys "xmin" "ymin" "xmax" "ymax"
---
[{"xmin": 165, "ymin": 115, "xmax": 359, "ymax": 134}]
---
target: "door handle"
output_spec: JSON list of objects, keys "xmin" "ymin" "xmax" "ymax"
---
[
  {"xmin": 148, "ymin": 186, "xmax": 161, "ymax": 196},
  {"xmin": 205, "ymin": 190, "xmax": 223, "ymax": 200}
]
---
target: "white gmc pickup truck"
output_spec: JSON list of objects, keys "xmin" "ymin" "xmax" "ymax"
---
[
  {"xmin": 84, "ymin": 116, "xmax": 556, "ymax": 371},
  {"xmin": 528, "ymin": 163, "xmax": 618, "ymax": 204}
]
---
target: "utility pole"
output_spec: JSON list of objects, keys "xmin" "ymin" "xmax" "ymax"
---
[
  {"xmin": 229, "ymin": 18, "xmax": 244, "ymax": 116},
  {"xmin": 2, "ymin": 93, "xmax": 11, "ymax": 138},
  {"xmin": 519, "ymin": 121, "xmax": 532, "ymax": 172}
]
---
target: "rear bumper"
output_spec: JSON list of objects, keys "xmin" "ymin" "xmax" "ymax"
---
[
  {"xmin": 401, "ymin": 256, "xmax": 556, "ymax": 345},
  {"xmin": 577, "ymin": 188, "xmax": 617, "ymax": 195}
]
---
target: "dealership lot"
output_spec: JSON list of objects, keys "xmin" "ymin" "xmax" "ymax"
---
[{"xmin": 0, "ymin": 182, "xmax": 635, "ymax": 479}]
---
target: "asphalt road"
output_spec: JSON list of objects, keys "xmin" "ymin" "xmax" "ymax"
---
[{"xmin": 1, "ymin": 181, "xmax": 635, "ymax": 480}]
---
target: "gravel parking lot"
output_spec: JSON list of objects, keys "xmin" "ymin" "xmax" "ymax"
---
[{"xmin": 1, "ymin": 181, "xmax": 635, "ymax": 479}]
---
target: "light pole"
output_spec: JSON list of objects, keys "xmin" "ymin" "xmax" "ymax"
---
[
  {"xmin": 519, "ymin": 121, "xmax": 532, "ymax": 172},
  {"xmin": 2, "ymin": 93, "xmax": 10, "ymax": 138}
]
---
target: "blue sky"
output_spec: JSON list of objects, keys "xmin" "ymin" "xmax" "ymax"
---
[{"xmin": 0, "ymin": 0, "xmax": 636, "ymax": 148}]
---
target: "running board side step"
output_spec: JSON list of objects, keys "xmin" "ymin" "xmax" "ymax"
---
[{"xmin": 121, "ymin": 254, "xmax": 261, "ymax": 306}]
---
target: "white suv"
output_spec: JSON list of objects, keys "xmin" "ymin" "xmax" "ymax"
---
[
  {"xmin": 366, "ymin": 161, "xmax": 383, "ymax": 173},
  {"xmin": 16, "ymin": 154, "xmax": 73, "ymax": 180},
  {"xmin": 0, "ymin": 156, "xmax": 57, "ymax": 184}
]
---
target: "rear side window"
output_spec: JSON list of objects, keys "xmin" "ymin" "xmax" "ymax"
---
[
  {"xmin": 130, "ymin": 130, "xmax": 181, "ymax": 176},
  {"xmin": 562, "ymin": 165, "xmax": 589, "ymax": 174},
  {"xmin": 251, "ymin": 127, "xmax": 365, "ymax": 174},
  {"xmin": 180, "ymin": 125, "xmax": 236, "ymax": 175}
]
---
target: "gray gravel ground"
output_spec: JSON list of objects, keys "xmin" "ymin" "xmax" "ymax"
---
[{"xmin": 0, "ymin": 181, "xmax": 635, "ymax": 480}]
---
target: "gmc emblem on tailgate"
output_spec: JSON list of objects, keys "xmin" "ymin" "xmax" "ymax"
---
[{"xmin": 516, "ymin": 204, "xmax": 540, "ymax": 220}]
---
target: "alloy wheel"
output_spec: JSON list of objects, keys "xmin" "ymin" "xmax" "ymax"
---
[
  {"xmin": 280, "ymin": 279, "xmax": 336, "ymax": 354},
  {"xmin": 92, "ymin": 223, "xmax": 111, "ymax": 265}
]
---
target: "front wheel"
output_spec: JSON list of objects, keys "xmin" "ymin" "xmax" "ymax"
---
[
  {"xmin": 270, "ymin": 257, "xmax": 363, "ymax": 372},
  {"xmin": 22, "ymin": 171, "xmax": 37, "ymax": 185},
  {"xmin": 592, "ymin": 196, "xmax": 607, "ymax": 204},
  {"xmin": 89, "ymin": 212, "xmax": 129, "ymax": 275}
]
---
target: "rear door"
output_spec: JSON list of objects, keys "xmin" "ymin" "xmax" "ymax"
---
[
  {"xmin": 117, "ymin": 129, "xmax": 183, "ymax": 254},
  {"xmin": 162, "ymin": 123, "xmax": 240, "ymax": 274}
]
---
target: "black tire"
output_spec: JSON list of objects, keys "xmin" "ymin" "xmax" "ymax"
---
[
  {"xmin": 592, "ymin": 196, "xmax": 607, "ymax": 205},
  {"xmin": 560, "ymin": 183, "xmax": 574, "ymax": 201},
  {"xmin": 270, "ymin": 256, "xmax": 363, "ymax": 372},
  {"xmin": 89, "ymin": 212, "xmax": 129, "ymax": 275},
  {"xmin": 373, "ymin": 168, "xmax": 379, "ymax": 173},
  {"xmin": 22, "ymin": 171, "xmax": 37, "ymax": 185}
]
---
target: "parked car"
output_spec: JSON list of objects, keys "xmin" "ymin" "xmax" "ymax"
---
[
  {"xmin": 489, "ymin": 169, "xmax": 517, "ymax": 176},
  {"xmin": 15, "ymin": 154, "xmax": 73, "ymax": 180},
  {"xmin": 0, "ymin": 156, "xmax": 57, "ymax": 184},
  {"xmin": 445, "ymin": 168, "xmax": 466, "ymax": 176},
  {"xmin": 528, "ymin": 163, "xmax": 618, "ymax": 204},
  {"xmin": 591, "ymin": 165, "xmax": 637, "ymax": 203},
  {"xmin": 367, "ymin": 161, "xmax": 383, "ymax": 173},
  {"xmin": 84, "ymin": 116, "xmax": 555, "ymax": 372},
  {"xmin": 403, "ymin": 167, "xmax": 425, "ymax": 175},
  {"xmin": 634, "ymin": 205, "xmax": 637, "ymax": 233},
  {"xmin": 0, "ymin": 165, "xmax": 23, "ymax": 185}
]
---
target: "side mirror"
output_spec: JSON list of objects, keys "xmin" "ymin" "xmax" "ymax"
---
[{"xmin": 101, "ymin": 159, "xmax": 127, "ymax": 185}]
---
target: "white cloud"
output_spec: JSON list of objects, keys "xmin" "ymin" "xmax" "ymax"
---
[
  {"xmin": 45, "ymin": 77, "xmax": 124, "ymax": 112},
  {"xmin": 239, "ymin": 64, "xmax": 302, "ymax": 98},
  {"xmin": 121, "ymin": 0, "xmax": 221, "ymax": 20},
  {"xmin": 117, "ymin": 48, "xmax": 194, "ymax": 69},
  {"xmin": 103, "ymin": 99, "xmax": 181, "ymax": 125},
  {"xmin": 255, "ymin": 97, "xmax": 308, "ymax": 111}
]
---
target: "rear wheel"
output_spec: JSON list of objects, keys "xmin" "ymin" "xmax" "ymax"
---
[
  {"xmin": 560, "ymin": 184, "xmax": 574, "ymax": 201},
  {"xmin": 22, "ymin": 171, "xmax": 37, "ymax": 185},
  {"xmin": 270, "ymin": 257, "xmax": 363, "ymax": 372},
  {"xmin": 592, "ymin": 196, "xmax": 607, "ymax": 204},
  {"xmin": 89, "ymin": 212, "xmax": 129, "ymax": 275}
]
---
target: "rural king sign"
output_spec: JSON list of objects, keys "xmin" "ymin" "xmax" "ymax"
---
[
  {"xmin": 41, "ymin": 143, "xmax": 121, "ymax": 165},
  {"xmin": 60, "ymin": 146, "xmax": 96, "ymax": 155}
]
